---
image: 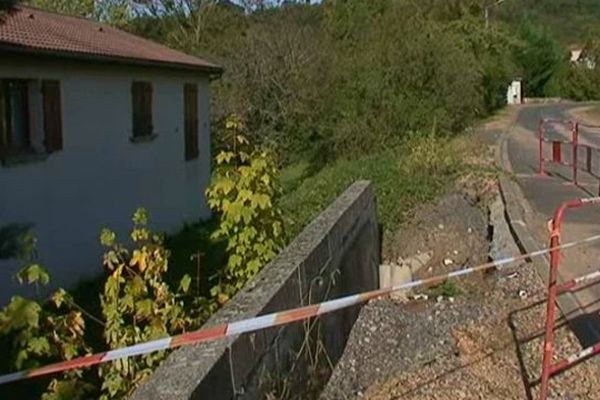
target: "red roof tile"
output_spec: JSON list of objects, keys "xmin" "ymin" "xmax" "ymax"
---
[{"xmin": 0, "ymin": 5, "xmax": 222, "ymax": 74}]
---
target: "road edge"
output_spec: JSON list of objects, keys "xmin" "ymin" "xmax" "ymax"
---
[{"xmin": 495, "ymin": 107, "xmax": 589, "ymax": 325}]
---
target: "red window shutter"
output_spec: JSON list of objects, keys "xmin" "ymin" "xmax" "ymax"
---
[
  {"xmin": 42, "ymin": 80, "xmax": 63, "ymax": 152},
  {"xmin": 184, "ymin": 83, "xmax": 199, "ymax": 160}
]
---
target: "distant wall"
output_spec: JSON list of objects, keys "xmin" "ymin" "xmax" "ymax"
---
[
  {"xmin": 0, "ymin": 53, "xmax": 212, "ymax": 304},
  {"xmin": 133, "ymin": 180, "xmax": 380, "ymax": 400}
]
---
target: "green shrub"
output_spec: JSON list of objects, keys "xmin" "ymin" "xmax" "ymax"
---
[
  {"xmin": 206, "ymin": 116, "xmax": 285, "ymax": 301},
  {"xmin": 98, "ymin": 209, "xmax": 192, "ymax": 399},
  {"xmin": 0, "ymin": 210, "xmax": 198, "ymax": 399},
  {"xmin": 280, "ymin": 133, "xmax": 464, "ymax": 239}
]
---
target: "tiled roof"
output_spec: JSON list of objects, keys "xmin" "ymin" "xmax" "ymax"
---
[{"xmin": 0, "ymin": 5, "xmax": 222, "ymax": 73}]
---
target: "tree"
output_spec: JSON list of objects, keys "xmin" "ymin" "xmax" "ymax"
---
[
  {"xmin": 26, "ymin": 0, "xmax": 132, "ymax": 26},
  {"xmin": 515, "ymin": 18, "xmax": 564, "ymax": 97}
]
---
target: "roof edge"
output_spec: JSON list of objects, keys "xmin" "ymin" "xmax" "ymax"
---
[{"xmin": 0, "ymin": 42, "xmax": 224, "ymax": 77}]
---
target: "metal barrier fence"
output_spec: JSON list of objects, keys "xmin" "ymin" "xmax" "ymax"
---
[
  {"xmin": 575, "ymin": 122, "xmax": 600, "ymax": 195},
  {"xmin": 539, "ymin": 197, "xmax": 600, "ymax": 400},
  {"xmin": 538, "ymin": 119, "xmax": 600, "ymax": 195},
  {"xmin": 538, "ymin": 118, "xmax": 576, "ymax": 180}
]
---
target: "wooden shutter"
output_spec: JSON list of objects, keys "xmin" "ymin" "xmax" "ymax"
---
[
  {"xmin": 142, "ymin": 83, "xmax": 153, "ymax": 136},
  {"xmin": 42, "ymin": 80, "xmax": 63, "ymax": 152},
  {"xmin": 132, "ymin": 82, "xmax": 153, "ymax": 137},
  {"xmin": 132, "ymin": 82, "xmax": 142, "ymax": 137},
  {"xmin": 0, "ymin": 81, "xmax": 7, "ymax": 158},
  {"xmin": 184, "ymin": 83, "xmax": 199, "ymax": 160}
]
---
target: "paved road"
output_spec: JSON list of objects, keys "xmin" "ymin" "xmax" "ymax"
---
[{"xmin": 507, "ymin": 102, "xmax": 600, "ymax": 344}]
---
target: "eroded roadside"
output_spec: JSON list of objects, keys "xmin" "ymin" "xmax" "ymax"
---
[{"xmin": 320, "ymin": 108, "xmax": 600, "ymax": 400}]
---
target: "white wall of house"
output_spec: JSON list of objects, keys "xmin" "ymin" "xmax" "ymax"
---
[{"xmin": 0, "ymin": 54, "xmax": 213, "ymax": 304}]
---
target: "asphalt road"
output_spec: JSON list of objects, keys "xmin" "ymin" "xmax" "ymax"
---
[{"xmin": 507, "ymin": 102, "xmax": 600, "ymax": 345}]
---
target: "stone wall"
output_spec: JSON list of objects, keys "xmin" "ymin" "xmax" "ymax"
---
[{"xmin": 132, "ymin": 180, "xmax": 380, "ymax": 400}]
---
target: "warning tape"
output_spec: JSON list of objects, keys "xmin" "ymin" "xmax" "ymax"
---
[{"xmin": 1, "ymin": 233, "xmax": 600, "ymax": 385}]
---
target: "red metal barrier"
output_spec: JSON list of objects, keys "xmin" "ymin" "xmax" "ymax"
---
[
  {"xmin": 575, "ymin": 122, "xmax": 600, "ymax": 195},
  {"xmin": 538, "ymin": 119, "xmax": 576, "ymax": 180},
  {"xmin": 539, "ymin": 197, "xmax": 600, "ymax": 400},
  {"xmin": 538, "ymin": 119, "xmax": 600, "ymax": 194}
]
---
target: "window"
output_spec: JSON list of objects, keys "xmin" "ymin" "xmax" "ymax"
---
[
  {"xmin": 0, "ymin": 80, "xmax": 30, "ymax": 155},
  {"xmin": 0, "ymin": 79, "xmax": 62, "ymax": 162},
  {"xmin": 131, "ymin": 81, "xmax": 153, "ymax": 139},
  {"xmin": 184, "ymin": 83, "xmax": 199, "ymax": 160}
]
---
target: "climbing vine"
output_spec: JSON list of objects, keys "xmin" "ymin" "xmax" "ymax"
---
[{"xmin": 206, "ymin": 115, "xmax": 285, "ymax": 301}]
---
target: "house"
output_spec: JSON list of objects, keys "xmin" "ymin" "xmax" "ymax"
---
[
  {"xmin": 569, "ymin": 45, "xmax": 583, "ymax": 63},
  {"xmin": 0, "ymin": 5, "xmax": 222, "ymax": 304},
  {"xmin": 506, "ymin": 79, "xmax": 522, "ymax": 105},
  {"xmin": 569, "ymin": 44, "xmax": 596, "ymax": 70}
]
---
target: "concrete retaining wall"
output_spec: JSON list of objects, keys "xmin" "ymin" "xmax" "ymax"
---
[{"xmin": 132, "ymin": 180, "xmax": 380, "ymax": 399}]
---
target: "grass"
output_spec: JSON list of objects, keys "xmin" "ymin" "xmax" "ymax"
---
[
  {"xmin": 279, "ymin": 133, "xmax": 471, "ymax": 240},
  {"xmin": 426, "ymin": 280, "xmax": 464, "ymax": 298}
]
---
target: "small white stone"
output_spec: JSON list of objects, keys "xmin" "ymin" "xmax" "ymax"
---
[
  {"xmin": 438, "ymin": 224, "xmax": 445, "ymax": 230},
  {"xmin": 518, "ymin": 290, "xmax": 528, "ymax": 299},
  {"xmin": 449, "ymin": 297, "xmax": 455, "ymax": 303},
  {"xmin": 453, "ymin": 250, "xmax": 459, "ymax": 255},
  {"xmin": 436, "ymin": 295, "xmax": 443, "ymax": 303},
  {"xmin": 467, "ymin": 227, "xmax": 473, "ymax": 234},
  {"xmin": 443, "ymin": 258, "xmax": 454, "ymax": 266}
]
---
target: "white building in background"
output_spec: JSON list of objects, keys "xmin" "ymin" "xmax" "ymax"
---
[
  {"xmin": 0, "ymin": 5, "xmax": 222, "ymax": 304},
  {"xmin": 506, "ymin": 79, "xmax": 523, "ymax": 105}
]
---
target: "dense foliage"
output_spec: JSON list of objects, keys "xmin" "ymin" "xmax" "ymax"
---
[
  {"xmin": 496, "ymin": 0, "xmax": 600, "ymax": 45},
  {"xmin": 124, "ymin": 0, "xmax": 521, "ymax": 164},
  {"xmin": 0, "ymin": 211, "xmax": 197, "ymax": 399}
]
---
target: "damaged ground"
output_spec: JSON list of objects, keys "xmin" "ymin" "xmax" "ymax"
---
[
  {"xmin": 320, "ymin": 109, "xmax": 600, "ymax": 400},
  {"xmin": 321, "ymin": 182, "xmax": 600, "ymax": 400}
]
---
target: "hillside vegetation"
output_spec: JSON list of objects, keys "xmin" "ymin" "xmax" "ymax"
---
[{"xmin": 496, "ymin": 0, "xmax": 600, "ymax": 45}]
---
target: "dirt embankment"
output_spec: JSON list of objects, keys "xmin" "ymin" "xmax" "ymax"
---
[{"xmin": 322, "ymin": 182, "xmax": 600, "ymax": 400}]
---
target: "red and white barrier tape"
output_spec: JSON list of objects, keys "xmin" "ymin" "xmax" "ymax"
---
[{"xmin": 1, "ymin": 233, "xmax": 600, "ymax": 385}]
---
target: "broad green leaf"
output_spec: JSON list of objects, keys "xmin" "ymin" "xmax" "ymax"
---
[
  {"xmin": 17, "ymin": 264, "xmax": 50, "ymax": 286},
  {"xmin": 179, "ymin": 274, "xmax": 191, "ymax": 293}
]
